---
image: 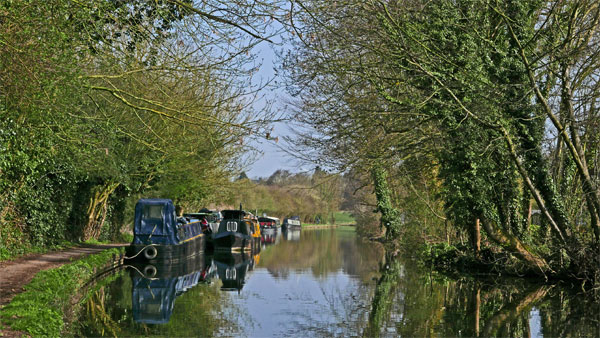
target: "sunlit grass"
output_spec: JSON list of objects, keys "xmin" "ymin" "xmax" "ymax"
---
[
  {"xmin": 301, "ymin": 211, "xmax": 356, "ymax": 228},
  {"xmin": 0, "ymin": 240, "xmax": 75, "ymax": 261},
  {"xmin": 0, "ymin": 248, "xmax": 124, "ymax": 336},
  {"xmin": 334, "ymin": 211, "xmax": 356, "ymax": 225}
]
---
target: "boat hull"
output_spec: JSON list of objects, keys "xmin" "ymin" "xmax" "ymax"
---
[
  {"xmin": 282, "ymin": 224, "xmax": 301, "ymax": 230},
  {"xmin": 127, "ymin": 251, "xmax": 210, "ymax": 280},
  {"xmin": 126, "ymin": 234, "xmax": 205, "ymax": 264},
  {"xmin": 213, "ymin": 231, "xmax": 252, "ymax": 252}
]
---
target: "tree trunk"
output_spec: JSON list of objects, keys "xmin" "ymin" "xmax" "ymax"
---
[
  {"xmin": 561, "ymin": 63, "xmax": 600, "ymax": 242},
  {"xmin": 474, "ymin": 287, "xmax": 481, "ymax": 337},
  {"xmin": 473, "ymin": 219, "xmax": 481, "ymax": 254},
  {"xmin": 480, "ymin": 218, "xmax": 550, "ymax": 276},
  {"xmin": 371, "ymin": 163, "xmax": 401, "ymax": 240},
  {"xmin": 83, "ymin": 182, "xmax": 120, "ymax": 241}
]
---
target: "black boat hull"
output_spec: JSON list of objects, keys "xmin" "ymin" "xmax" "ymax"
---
[
  {"xmin": 127, "ymin": 251, "xmax": 211, "ymax": 280},
  {"xmin": 125, "ymin": 234, "xmax": 205, "ymax": 264},
  {"xmin": 212, "ymin": 231, "xmax": 252, "ymax": 252}
]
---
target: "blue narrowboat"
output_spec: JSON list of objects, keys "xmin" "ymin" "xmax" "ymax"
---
[{"xmin": 126, "ymin": 199, "xmax": 205, "ymax": 263}]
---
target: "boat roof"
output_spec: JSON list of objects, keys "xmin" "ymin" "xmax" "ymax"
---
[
  {"xmin": 138, "ymin": 198, "xmax": 173, "ymax": 205},
  {"xmin": 184, "ymin": 212, "xmax": 211, "ymax": 217},
  {"xmin": 221, "ymin": 209, "xmax": 248, "ymax": 219},
  {"xmin": 133, "ymin": 198, "xmax": 178, "ymax": 245},
  {"xmin": 258, "ymin": 216, "xmax": 280, "ymax": 222}
]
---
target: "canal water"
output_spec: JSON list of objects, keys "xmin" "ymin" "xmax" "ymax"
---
[{"xmin": 77, "ymin": 228, "xmax": 599, "ymax": 337}]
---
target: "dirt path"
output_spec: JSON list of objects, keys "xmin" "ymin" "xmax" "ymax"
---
[{"xmin": 0, "ymin": 244, "xmax": 124, "ymax": 308}]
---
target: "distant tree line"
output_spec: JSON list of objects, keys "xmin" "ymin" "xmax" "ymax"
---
[
  {"xmin": 0, "ymin": 0, "xmax": 283, "ymax": 256},
  {"xmin": 284, "ymin": 0, "xmax": 600, "ymax": 283},
  {"xmin": 227, "ymin": 168, "xmax": 344, "ymax": 223}
]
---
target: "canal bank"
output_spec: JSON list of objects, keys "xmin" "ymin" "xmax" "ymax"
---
[{"xmin": 0, "ymin": 245, "xmax": 125, "ymax": 336}]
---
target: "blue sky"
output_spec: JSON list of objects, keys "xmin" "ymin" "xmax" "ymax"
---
[{"xmin": 244, "ymin": 28, "xmax": 307, "ymax": 179}]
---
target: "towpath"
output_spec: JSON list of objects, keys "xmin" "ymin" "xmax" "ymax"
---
[{"xmin": 0, "ymin": 244, "xmax": 124, "ymax": 308}]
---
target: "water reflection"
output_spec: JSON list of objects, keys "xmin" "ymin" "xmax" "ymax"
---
[
  {"xmin": 77, "ymin": 228, "xmax": 599, "ymax": 337},
  {"xmin": 363, "ymin": 253, "xmax": 600, "ymax": 338},
  {"xmin": 129, "ymin": 254, "xmax": 214, "ymax": 324},
  {"xmin": 282, "ymin": 228, "xmax": 301, "ymax": 241},
  {"xmin": 261, "ymin": 228, "xmax": 281, "ymax": 247},
  {"xmin": 214, "ymin": 252, "xmax": 253, "ymax": 292}
]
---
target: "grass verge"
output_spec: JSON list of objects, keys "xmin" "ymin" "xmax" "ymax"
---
[
  {"xmin": 301, "ymin": 223, "xmax": 356, "ymax": 232},
  {"xmin": 0, "ymin": 247, "xmax": 124, "ymax": 337},
  {"xmin": 333, "ymin": 211, "xmax": 356, "ymax": 225},
  {"xmin": 0, "ymin": 241, "xmax": 76, "ymax": 262}
]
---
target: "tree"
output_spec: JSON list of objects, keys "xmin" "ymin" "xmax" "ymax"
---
[
  {"xmin": 0, "ymin": 0, "xmax": 285, "ymax": 247},
  {"xmin": 284, "ymin": 0, "xmax": 600, "ymax": 281}
]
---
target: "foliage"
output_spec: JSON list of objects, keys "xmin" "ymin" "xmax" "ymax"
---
[
  {"xmin": 284, "ymin": 0, "xmax": 600, "ymax": 283},
  {"xmin": 0, "ymin": 248, "xmax": 123, "ymax": 336},
  {"xmin": 0, "ymin": 0, "xmax": 283, "ymax": 254},
  {"xmin": 223, "ymin": 169, "xmax": 347, "ymax": 223}
]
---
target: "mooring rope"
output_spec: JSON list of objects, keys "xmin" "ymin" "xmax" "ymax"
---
[
  {"xmin": 123, "ymin": 264, "xmax": 160, "ymax": 280},
  {"xmin": 123, "ymin": 244, "xmax": 157, "ymax": 260}
]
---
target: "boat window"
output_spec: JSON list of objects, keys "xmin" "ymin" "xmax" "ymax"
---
[
  {"xmin": 226, "ymin": 267, "xmax": 236, "ymax": 280},
  {"xmin": 227, "ymin": 221, "xmax": 238, "ymax": 232},
  {"xmin": 143, "ymin": 205, "xmax": 163, "ymax": 221}
]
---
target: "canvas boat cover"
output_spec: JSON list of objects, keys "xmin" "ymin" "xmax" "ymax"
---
[{"xmin": 133, "ymin": 199, "xmax": 178, "ymax": 245}]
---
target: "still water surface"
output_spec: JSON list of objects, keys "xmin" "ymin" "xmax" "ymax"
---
[{"xmin": 78, "ymin": 228, "xmax": 599, "ymax": 337}]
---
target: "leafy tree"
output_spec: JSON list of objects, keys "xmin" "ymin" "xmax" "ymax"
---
[
  {"xmin": 283, "ymin": 0, "xmax": 600, "ymax": 281},
  {"xmin": 0, "ymin": 0, "xmax": 284, "ymax": 250}
]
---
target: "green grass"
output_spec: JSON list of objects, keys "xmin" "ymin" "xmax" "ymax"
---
[
  {"xmin": 300, "ymin": 211, "xmax": 356, "ymax": 228},
  {"xmin": 0, "ymin": 240, "xmax": 75, "ymax": 262},
  {"xmin": 334, "ymin": 211, "xmax": 355, "ymax": 225},
  {"xmin": 83, "ymin": 238, "xmax": 107, "ymax": 245},
  {"xmin": 0, "ymin": 248, "xmax": 123, "ymax": 337},
  {"xmin": 302, "ymin": 222, "xmax": 334, "ymax": 228}
]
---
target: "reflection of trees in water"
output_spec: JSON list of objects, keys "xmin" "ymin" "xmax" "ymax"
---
[
  {"xmin": 260, "ymin": 229, "xmax": 383, "ymax": 282},
  {"xmin": 363, "ymin": 252, "xmax": 404, "ymax": 337},
  {"xmin": 274, "ymin": 280, "xmax": 374, "ymax": 337},
  {"xmin": 537, "ymin": 288, "xmax": 600, "ymax": 337},
  {"xmin": 363, "ymin": 253, "xmax": 600, "ymax": 337},
  {"xmin": 340, "ymin": 236, "xmax": 385, "ymax": 283}
]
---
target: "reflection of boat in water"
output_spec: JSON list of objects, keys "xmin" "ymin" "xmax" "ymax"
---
[
  {"xmin": 282, "ymin": 228, "xmax": 301, "ymax": 241},
  {"xmin": 126, "ymin": 199, "xmax": 205, "ymax": 263},
  {"xmin": 261, "ymin": 227, "xmax": 281, "ymax": 246},
  {"xmin": 213, "ymin": 209, "xmax": 260, "ymax": 252},
  {"xmin": 214, "ymin": 252, "xmax": 253, "ymax": 292},
  {"xmin": 129, "ymin": 254, "xmax": 215, "ymax": 324}
]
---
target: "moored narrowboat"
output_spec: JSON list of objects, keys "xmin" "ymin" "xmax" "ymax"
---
[
  {"xmin": 126, "ymin": 199, "xmax": 205, "ymax": 263},
  {"xmin": 183, "ymin": 209, "xmax": 221, "ymax": 251},
  {"xmin": 258, "ymin": 216, "xmax": 280, "ymax": 229},
  {"xmin": 212, "ymin": 209, "xmax": 260, "ymax": 252},
  {"xmin": 212, "ymin": 209, "xmax": 253, "ymax": 251},
  {"xmin": 282, "ymin": 216, "xmax": 301, "ymax": 230}
]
